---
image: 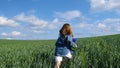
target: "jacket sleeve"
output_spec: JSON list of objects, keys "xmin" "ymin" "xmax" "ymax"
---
[{"xmin": 67, "ymin": 35, "xmax": 76, "ymax": 48}]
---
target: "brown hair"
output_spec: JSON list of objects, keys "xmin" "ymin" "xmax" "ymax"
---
[{"xmin": 59, "ymin": 23, "xmax": 73, "ymax": 37}]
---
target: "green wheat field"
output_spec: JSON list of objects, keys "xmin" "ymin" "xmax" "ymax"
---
[{"xmin": 0, "ymin": 34, "xmax": 120, "ymax": 68}]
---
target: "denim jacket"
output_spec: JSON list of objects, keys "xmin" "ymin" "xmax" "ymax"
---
[{"xmin": 55, "ymin": 34, "xmax": 75, "ymax": 56}]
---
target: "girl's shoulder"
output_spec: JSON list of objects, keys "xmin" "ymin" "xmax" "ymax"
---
[
  {"xmin": 65, "ymin": 35, "xmax": 73, "ymax": 41},
  {"xmin": 59, "ymin": 34, "xmax": 72, "ymax": 40},
  {"xmin": 65, "ymin": 35, "xmax": 72, "ymax": 38}
]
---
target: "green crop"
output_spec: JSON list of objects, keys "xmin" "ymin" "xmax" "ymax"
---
[{"xmin": 0, "ymin": 34, "xmax": 120, "ymax": 68}]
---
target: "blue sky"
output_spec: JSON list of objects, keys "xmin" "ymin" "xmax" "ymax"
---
[{"xmin": 0, "ymin": 0, "xmax": 120, "ymax": 40}]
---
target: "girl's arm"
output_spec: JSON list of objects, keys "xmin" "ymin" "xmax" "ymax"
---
[{"xmin": 67, "ymin": 35, "xmax": 77, "ymax": 48}]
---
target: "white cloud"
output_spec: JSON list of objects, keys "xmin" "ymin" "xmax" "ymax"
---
[
  {"xmin": 95, "ymin": 18, "xmax": 120, "ymax": 32},
  {"xmin": 97, "ymin": 23, "xmax": 106, "ymax": 29},
  {"xmin": 14, "ymin": 13, "xmax": 63, "ymax": 30},
  {"xmin": 103, "ymin": 18, "xmax": 120, "ymax": 32},
  {"xmin": 52, "ymin": 18, "xmax": 58, "ymax": 24},
  {"xmin": 78, "ymin": 23, "xmax": 86, "ymax": 28},
  {"xmin": 14, "ymin": 13, "xmax": 48, "ymax": 28},
  {"xmin": 116, "ymin": 26, "xmax": 120, "ymax": 31},
  {"xmin": 74, "ymin": 22, "xmax": 93, "ymax": 29},
  {"xmin": 6, "ymin": 38, "xmax": 12, "ymax": 40},
  {"xmin": 103, "ymin": 18, "xmax": 120, "ymax": 23},
  {"xmin": 11, "ymin": 31, "xmax": 21, "ymax": 36},
  {"xmin": 32, "ymin": 30, "xmax": 45, "ymax": 33},
  {"xmin": 1, "ymin": 33, "xmax": 8, "ymax": 36},
  {"xmin": 73, "ymin": 18, "xmax": 120, "ymax": 37},
  {"xmin": 0, "ymin": 16, "xmax": 20, "ymax": 27},
  {"xmin": 55, "ymin": 10, "xmax": 81, "ymax": 20},
  {"xmin": 47, "ymin": 18, "xmax": 60, "ymax": 29},
  {"xmin": 1, "ymin": 31, "xmax": 22, "ymax": 37},
  {"xmin": 90, "ymin": 0, "xmax": 120, "ymax": 13}
]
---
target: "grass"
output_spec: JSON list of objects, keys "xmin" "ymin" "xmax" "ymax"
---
[{"xmin": 0, "ymin": 34, "xmax": 120, "ymax": 68}]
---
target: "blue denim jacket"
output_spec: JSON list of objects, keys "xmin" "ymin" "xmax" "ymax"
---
[{"xmin": 55, "ymin": 34, "xmax": 75, "ymax": 56}]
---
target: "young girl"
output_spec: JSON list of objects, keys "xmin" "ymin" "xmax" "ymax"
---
[{"xmin": 54, "ymin": 23, "xmax": 77, "ymax": 68}]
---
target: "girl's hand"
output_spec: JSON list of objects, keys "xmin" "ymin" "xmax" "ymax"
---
[{"xmin": 75, "ymin": 44, "xmax": 77, "ymax": 48}]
